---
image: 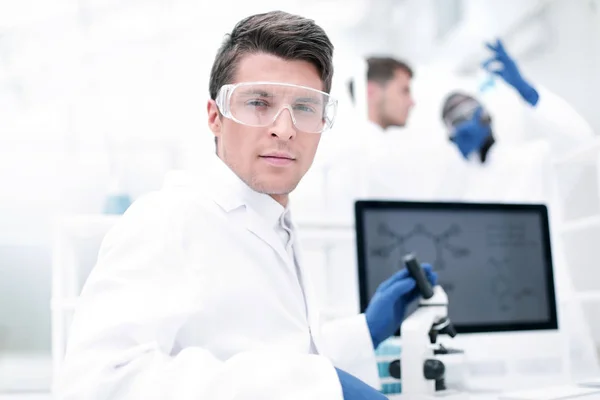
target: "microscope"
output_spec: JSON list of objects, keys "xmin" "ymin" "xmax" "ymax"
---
[{"xmin": 395, "ymin": 253, "xmax": 460, "ymax": 399}]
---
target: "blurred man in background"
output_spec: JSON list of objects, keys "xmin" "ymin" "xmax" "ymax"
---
[
  {"xmin": 343, "ymin": 56, "xmax": 456, "ymax": 202},
  {"xmin": 348, "ymin": 56, "xmax": 415, "ymax": 132}
]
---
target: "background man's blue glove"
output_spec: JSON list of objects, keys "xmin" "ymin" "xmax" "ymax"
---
[
  {"xmin": 482, "ymin": 39, "xmax": 539, "ymax": 106},
  {"xmin": 450, "ymin": 107, "xmax": 491, "ymax": 159},
  {"xmin": 335, "ymin": 368, "xmax": 388, "ymax": 399},
  {"xmin": 365, "ymin": 264, "xmax": 437, "ymax": 349}
]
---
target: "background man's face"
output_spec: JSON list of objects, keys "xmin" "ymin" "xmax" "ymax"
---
[{"xmin": 372, "ymin": 69, "xmax": 415, "ymax": 128}]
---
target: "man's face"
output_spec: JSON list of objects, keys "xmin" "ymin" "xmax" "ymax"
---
[
  {"xmin": 371, "ymin": 69, "xmax": 415, "ymax": 128},
  {"xmin": 207, "ymin": 53, "xmax": 323, "ymax": 205}
]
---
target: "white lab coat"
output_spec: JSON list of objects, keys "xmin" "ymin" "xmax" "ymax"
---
[
  {"xmin": 332, "ymin": 121, "xmax": 456, "ymax": 203},
  {"xmin": 480, "ymin": 85, "xmax": 595, "ymax": 157},
  {"xmin": 432, "ymin": 139, "xmax": 554, "ymax": 204},
  {"xmin": 297, "ymin": 119, "xmax": 388, "ymax": 223},
  {"xmin": 56, "ymin": 154, "xmax": 379, "ymax": 400}
]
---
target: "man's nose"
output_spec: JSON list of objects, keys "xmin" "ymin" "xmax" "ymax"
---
[{"xmin": 270, "ymin": 106, "xmax": 297, "ymax": 140}]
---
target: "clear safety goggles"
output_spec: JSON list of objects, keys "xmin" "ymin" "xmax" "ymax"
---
[
  {"xmin": 443, "ymin": 100, "xmax": 491, "ymax": 138},
  {"xmin": 215, "ymin": 82, "xmax": 338, "ymax": 134},
  {"xmin": 443, "ymin": 100, "xmax": 480, "ymax": 132}
]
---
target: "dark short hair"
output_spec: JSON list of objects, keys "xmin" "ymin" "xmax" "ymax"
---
[
  {"xmin": 208, "ymin": 10, "xmax": 335, "ymax": 101},
  {"xmin": 367, "ymin": 56, "xmax": 413, "ymax": 83},
  {"xmin": 348, "ymin": 56, "xmax": 413, "ymax": 101}
]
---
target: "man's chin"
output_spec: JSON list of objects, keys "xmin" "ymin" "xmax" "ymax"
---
[
  {"xmin": 396, "ymin": 119, "xmax": 408, "ymax": 128},
  {"xmin": 251, "ymin": 181, "xmax": 298, "ymax": 197},
  {"xmin": 385, "ymin": 119, "xmax": 407, "ymax": 129},
  {"xmin": 264, "ymin": 186, "xmax": 297, "ymax": 196}
]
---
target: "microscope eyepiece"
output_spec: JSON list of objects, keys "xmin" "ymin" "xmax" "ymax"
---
[{"xmin": 403, "ymin": 253, "xmax": 434, "ymax": 299}]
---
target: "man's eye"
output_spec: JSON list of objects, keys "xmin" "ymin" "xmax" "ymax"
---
[
  {"xmin": 247, "ymin": 100, "xmax": 269, "ymax": 107},
  {"xmin": 294, "ymin": 104, "xmax": 315, "ymax": 113}
]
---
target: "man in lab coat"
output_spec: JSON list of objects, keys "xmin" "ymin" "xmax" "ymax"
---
[
  {"xmin": 351, "ymin": 56, "xmax": 416, "ymax": 131},
  {"xmin": 344, "ymin": 56, "xmax": 416, "ymax": 152},
  {"xmin": 318, "ymin": 56, "xmax": 443, "ymax": 218},
  {"xmin": 337, "ymin": 56, "xmax": 455, "ymax": 203},
  {"xmin": 57, "ymin": 10, "xmax": 436, "ymax": 400}
]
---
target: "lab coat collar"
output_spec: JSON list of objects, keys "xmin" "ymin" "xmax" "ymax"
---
[
  {"xmin": 203, "ymin": 153, "xmax": 291, "ymax": 263},
  {"xmin": 356, "ymin": 119, "xmax": 387, "ymax": 153},
  {"xmin": 202, "ymin": 154, "xmax": 323, "ymax": 352},
  {"xmin": 366, "ymin": 120, "xmax": 386, "ymax": 137},
  {"xmin": 205, "ymin": 153, "xmax": 287, "ymax": 228}
]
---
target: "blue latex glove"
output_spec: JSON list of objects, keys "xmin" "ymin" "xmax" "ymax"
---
[
  {"xmin": 482, "ymin": 39, "xmax": 539, "ymax": 106},
  {"xmin": 365, "ymin": 264, "xmax": 437, "ymax": 349},
  {"xmin": 450, "ymin": 107, "xmax": 491, "ymax": 159},
  {"xmin": 335, "ymin": 367, "xmax": 388, "ymax": 399}
]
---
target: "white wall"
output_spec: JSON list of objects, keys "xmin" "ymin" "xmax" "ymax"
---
[{"xmin": 519, "ymin": 0, "xmax": 600, "ymax": 134}]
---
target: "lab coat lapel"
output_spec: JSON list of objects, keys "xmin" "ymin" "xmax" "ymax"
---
[
  {"xmin": 244, "ymin": 207, "xmax": 290, "ymax": 266},
  {"xmin": 292, "ymin": 239, "xmax": 325, "ymax": 354},
  {"xmin": 203, "ymin": 155, "xmax": 290, "ymax": 265}
]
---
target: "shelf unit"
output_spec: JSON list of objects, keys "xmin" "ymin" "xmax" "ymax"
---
[
  {"xmin": 560, "ymin": 214, "xmax": 600, "ymax": 234},
  {"xmin": 551, "ymin": 136, "xmax": 600, "ymax": 381},
  {"xmin": 553, "ymin": 137, "xmax": 600, "ymax": 166},
  {"xmin": 554, "ymin": 137, "xmax": 600, "ymax": 297},
  {"xmin": 50, "ymin": 214, "xmax": 120, "ymax": 388}
]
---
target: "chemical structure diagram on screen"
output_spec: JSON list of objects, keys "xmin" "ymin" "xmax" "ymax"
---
[
  {"xmin": 489, "ymin": 257, "xmax": 536, "ymax": 312},
  {"xmin": 370, "ymin": 223, "xmax": 470, "ymax": 272}
]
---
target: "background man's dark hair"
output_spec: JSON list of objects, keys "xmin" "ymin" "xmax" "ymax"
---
[
  {"xmin": 209, "ymin": 10, "xmax": 335, "ymax": 151},
  {"xmin": 347, "ymin": 56, "xmax": 413, "ymax": 102}
]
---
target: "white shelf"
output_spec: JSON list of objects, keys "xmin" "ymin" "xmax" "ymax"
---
[
  {"xmin": 560, "ymin": 214, "xmax": 600, "ymax": 234},
  {"xmin": 554, "ymin": 137, "xmax": 600, "ymax": 166},
  {"xmin": 575, "ymin": 291, "xmax": 600, "ymax": 303},
  {"xmin": 0, "ymin": 354, "xmax": 52, "ymax": 393}
]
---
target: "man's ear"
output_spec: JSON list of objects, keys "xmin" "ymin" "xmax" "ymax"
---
[{"xmin": 207, "ymin": 99, "xmax": 221, "ymax": 137}]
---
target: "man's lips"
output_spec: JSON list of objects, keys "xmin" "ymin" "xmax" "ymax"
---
[{"xmin": 260, "ymin": 153, "xmax": 296, "ymax": 166}]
